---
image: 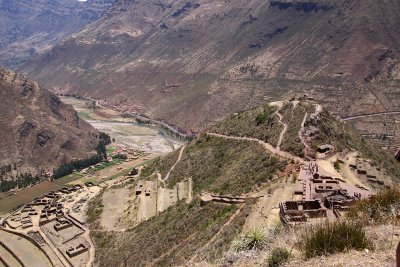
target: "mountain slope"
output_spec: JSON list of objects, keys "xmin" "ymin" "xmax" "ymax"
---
[
  {"xmin": 0, "ymin": 0, "xmax": 114, "ymax": 68},
  {"xmin": 88, "ymin": 100, "xmax": 399, "ymax": 267},
  {"xmin": 20, "ymin": 0, "xmax": 400, "ymax": 133},
  {"xmin": 0, "ymin": 67, "xmax": 99, "ymax": 183}
]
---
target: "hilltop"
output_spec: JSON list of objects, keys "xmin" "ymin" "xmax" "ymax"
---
[
  {"xmin": 0, "ymin": 0, "xmax": 114, "ymax": 68},
  {"xmin": 0, "ymin": 67, "xmax": 99, "ymax": 188},
  {"xmin": 20, "ymin": 0, "xmax": 400, "ymax": 148},
  {"xmin": 86, "ymin": 100, "xmax": 400, "ymax": 266}
]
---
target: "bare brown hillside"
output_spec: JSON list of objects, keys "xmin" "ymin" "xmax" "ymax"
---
[
  {"xmin": 0, "ymin": 0, "xmax": 114, "ymax": 68},
  {"xmin": 0, "ymin": 67, "xmax": 99, "ymax": 182},
  {"xmin": 20, "ymin": 0, "xmax": 400, "ymax": 136}
]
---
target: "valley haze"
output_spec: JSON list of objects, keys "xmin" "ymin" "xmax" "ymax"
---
[{"xmin": 0, "ymin": 1, "xmax": 400, "ymax": 267}]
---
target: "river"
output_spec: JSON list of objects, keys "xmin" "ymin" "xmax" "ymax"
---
[{"xmin": 0, "ymin": 97, "xmax": 185, "ymax": 215}]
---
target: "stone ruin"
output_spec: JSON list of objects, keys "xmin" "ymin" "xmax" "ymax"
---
[
  {"xmin": 200, "ymin": 192, "xmax": 247, "ymax": 204},
  {"xmin": 66, "ymin": 243, "xmax": 89, "ymax": 258},
  {"xmin": 5, "ymin": 184, "xmax": 89, "ymax": 230},
  {"xmin": 54, "ymin": 217, "xmax": 73, "ymax": 231},
  {"xmin": 280, "ymin": 162, "xmax": 371, "ymax": 225},
  {"xmin": 349, "ymin": 157, "xmax": 392, "ymax": 189}
]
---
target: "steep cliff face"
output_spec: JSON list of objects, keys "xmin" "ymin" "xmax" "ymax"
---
[
  {"xmin": 20, "ymin": 0, "xmax": 400, "ymax": 132},
  {"xmin": 0, "ymin": 67, "xmax": 99, "ymax": 181},
  {"xmin": 0, "ymin": 0, "xmax": 114, "ymax": 68}
]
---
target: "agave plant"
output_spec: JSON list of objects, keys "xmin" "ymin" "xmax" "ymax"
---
[{"xmin": 233, "ymin": 227, "xmax": 266, "ymax": 252}]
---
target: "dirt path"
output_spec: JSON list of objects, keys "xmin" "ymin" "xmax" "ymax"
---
[
  {"xmin": 275, "ymin": 108, "xmax": 287, "ymax": 150},
  {"xmin": 189, "ymin": 205, "xmax": 245, "ymax": 263},
  {"xmin": 298, "ymin": 112, "xmax": 310, "ymax": 156},
  {"xmin": 298, "ymin": 103, "xmax": 322, "ymax": 160},
  {"xmin": 243, "ymin": 182, "xmax": 295, "ymax": 233},
  {"xmin": 342, "ymin": 111, "xmax": 400, "ymax": 121},
  {"xmin": 163, "ymin": 145, "xmax": 186, "ymax": 181},
  {"xmin": 155, "ymin": 172, "xmax": 165, "ymax": 188},
  {"xmin": 207, "ymin": 133, "xmax": 305, "ymax": 164},
  {"xmin": 84, "ymin": 226, "xmax": 95, "ymax": 267}
]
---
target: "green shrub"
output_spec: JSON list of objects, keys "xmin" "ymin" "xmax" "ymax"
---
[
  {"xmin": 267, "ymin": 247, "xmax": 291, "ymax": 267},
  {"xmin": 233, "ymin": 228, "xmax": 266, "ymax": 251},
  {"xmin": 301, "ymin": 221, "xmax": 373, "ymax": 259},
  {"xmin": 256, "ymin": 112, "xmax": 268, "ymax": 125},
  {"xmin": 333, "ymin": 160, "xmax": 341, "ymax": 171},
  {"xmin": 347, "ymin": 188, "xmax": 400, "ymax": 224},
  {"xmin": 255, "ymin": 105, "xmax": 276, "ymax": 125},
  {"xmin": 112, "ymin": 153, "xmax": 128, "ymax": 160}
]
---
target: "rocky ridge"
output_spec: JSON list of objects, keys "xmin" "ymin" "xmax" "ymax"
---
[{"xmin": 0, "ymin": 67, "xmax": 99, "ymax": 182}]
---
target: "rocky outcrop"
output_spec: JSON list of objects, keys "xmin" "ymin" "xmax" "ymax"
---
[{"xmin": 0, "ymin": 67, "xmax": 99, "ymax": 181}]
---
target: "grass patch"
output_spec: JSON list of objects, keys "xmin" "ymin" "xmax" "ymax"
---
[
  {"xmin": 139, "ymin": 149, "xmax": 180, "ymax": 180},
  {"xmin": 211, "ymin": 104, "xmax": 282, "ymax": 147},
  {"xmin": 107, "ymin": 168, "xmax": 131, "ymax": 181},
  {"xmin": 106, "ymin": 145, "xmax": 118, "ymax": 154},
  {"xmin": 166, "ymin": 134, "xmax": 287, "ymax": 196},
  {"xmin": 91, "ymin": 199, "xmax": 251, "ymax": 266},
  {"xmin": 66, "ymin": 176, "xmax": 99, "ymax": 186},
  {"xmin": 267, "ymin": 247, "xmax": 291, "ymax": 267},
  {"xmin": 347, "ymin": 188, "xmax": 400, "ymax": 224},
  {"xmin": 53, "ymin": 173, "xmax": 83, "ymax": 186},
  {"xmin": 88, "ymin": 160, "xmax": 120, "ymax": 173},
  {"xmin": 333, "ymin": 160, "xmax": 341, "ymax": 171},
  {"xmin": 300, "ymin": 221, "xmax": 373, "ymax": 259},
  {"xmin": 86, "ymin": 190, "xmax": 104, "ymax": 228},
  {"xmin": 78, "ymin": 111, "xmax": 92, "ymax": 120}
]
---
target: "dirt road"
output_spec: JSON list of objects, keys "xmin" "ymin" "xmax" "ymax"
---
[
  {"xmin": 342, "ymin": 111, "xmax": 400, "ymax": 121},
  {"xmin": 276, "ymin": 108, "xmax": 288, "ymax": 150},
  {"xmin": 207, "ymin": 133, "xmax": 305, "ymax": 164}
]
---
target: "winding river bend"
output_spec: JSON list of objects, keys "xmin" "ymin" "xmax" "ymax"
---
[
  {"xmin": 61, "ymin": 96, "xmax": 185, "ymax": 154},
  {"xmin": 0, "ymin": 97, "xmax": 184, "ymax": 215}
]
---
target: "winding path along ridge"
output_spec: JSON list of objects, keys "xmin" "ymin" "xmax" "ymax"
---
[{"xmin": 207, "ymin": 133, "xmax": 305, "ymax": 164}]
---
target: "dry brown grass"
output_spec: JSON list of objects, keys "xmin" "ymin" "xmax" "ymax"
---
[{"xmin": 91, "ymin": 199, "xmax": 252, "ymax": 267}]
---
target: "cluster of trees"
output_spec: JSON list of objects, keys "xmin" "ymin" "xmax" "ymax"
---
[
  {"xmin": 53, "ymin": 131, "xmax": 113, "ymax": 179},
  {"xmin": 112, "ymin": 153, "xmax": 127, "ymax": 160},
  {"xmin": 96, "ymin": 131, "xmax": 111, "ymax": 159},
  {"xmin": 0, "ymin": 174, "xmax": 41, "ymax": 193},
  {"xmin": 255, "ymin": 105, "xmax": 276, "ymax": 125},
  {"xmin": 1, "ymin": 133, "xmax": 114, "ymax": 190},
  {"xmin": 99, "ymin": 132, "xmax": 111, "ymax": 145},
  {"xmin": 53, "ymin": 154, "xmax": 103, "ymax": 179}
]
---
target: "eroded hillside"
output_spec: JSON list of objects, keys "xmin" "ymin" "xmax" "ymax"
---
[
  {"xmin": 0, "ymin": 67, "xmax": 99, "ymax": 183},
  {"xmin": 20, "ymin": 0, "xmax": 400, "ymax": 145},
  {"xmin": 0, "ymin": 0, "xmax": 114, "ymax": 68}
]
